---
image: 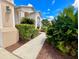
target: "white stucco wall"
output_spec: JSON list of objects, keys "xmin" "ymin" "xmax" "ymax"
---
[
  {"xmin": 20, "ymin": 11, "xmax": 24, "ymax": 18},
  {"xmin": 0, "ymin": 0, "xmax": 3, "ymax": 47},
  {"xmin": 0, "ymin": 1, "xmax": 3, "ymax": 28},
  {"xmin": 6, "ymin": 0, "xmax": 14, "ymax": 4},
  {"xmin": 15, "ymin": 9, "xmax": 19, "ymax": 24},
  {"xmin": 15, "ymin": 9, "xmax": 22, "ymax": 24},
  {"xmin": 0, "ymin": 32, "xmax": 3, "ymax": 47},
  {"xmin": 29, "ymin": 13, "xmax": 36, "ymax": 19},
  {"xmin": 20, "ymin": 7, "xmax": 34, "ymax": 13}
]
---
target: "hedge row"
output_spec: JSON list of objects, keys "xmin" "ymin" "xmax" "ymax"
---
[{"xmin": 16, "ymin": 24, "xmax": 39, "ymax": 42}]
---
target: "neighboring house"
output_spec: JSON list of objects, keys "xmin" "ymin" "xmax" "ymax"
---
[{"xmin": 15, "ymin": 4, "xmax": 42, "ymax": 29}]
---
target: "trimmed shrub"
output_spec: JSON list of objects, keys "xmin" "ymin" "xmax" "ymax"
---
[
  {"xmin": 41, "ymin": 26, "xmax": 48, "ymax": 32},
  {"xmin": 31, "ymin": 29, "xmax": 39, "ymax": 39},
  {"xmin": 21, "ymin": 17, "xmax": 35, "ymax": 24},
  {"xmin": 16, "ymin": 24, "xmax": 39, "ymax": 42}
]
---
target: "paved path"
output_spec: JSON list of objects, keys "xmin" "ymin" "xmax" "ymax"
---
[
  {"xmin": 13, "ymin": 32, "xmax": 46, "ymax": 59},
  {"xmin": 0, "ymin": 48, "xmax": 20, "ymax": 59}
]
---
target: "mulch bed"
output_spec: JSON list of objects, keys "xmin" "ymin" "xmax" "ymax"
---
[{"xmin": 37, "ymin": 42, "xmax": 76, "ymax": 59}]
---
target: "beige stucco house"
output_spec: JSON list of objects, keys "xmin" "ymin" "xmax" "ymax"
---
[
  {"xmin": 0, "ymin": 0, "xmax": 19, "ymax": 48},
  {"xmin": 15, "ymin": 4, "xmax": 42, "ymax": 29},
  {"xmin": 0, "ymin": 0, "xmax": 42, "ymax": 48}
]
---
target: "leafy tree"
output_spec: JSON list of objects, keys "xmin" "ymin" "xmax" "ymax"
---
[
  {"xmin": 42, "ymin": 19, "xmax": 51, "ymax": 26},
  {"xmin": 47, "ymin": 6, "xmax": 78, "ymax": 57},
  {"xmin": 41, "ymin": 19, "xmax": 51, "ymax": 32}
]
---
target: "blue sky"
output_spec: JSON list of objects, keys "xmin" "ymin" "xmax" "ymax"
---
[{"xmin": 14, "ymin": 0, "xmax": 75, "ymax": 19}]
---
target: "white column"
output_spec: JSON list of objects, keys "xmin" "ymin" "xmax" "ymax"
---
[
  {"xmin": 39, "ymin": 19, "xmax": 42, "ymax": 30},
  {"xmin": 18, "ymin": 11, "xmax": 21, "ymax": 24},
  {"xmin": 35, "ymin": 17, "xmax": 37, "ymax": 29},
  {"xmin": 20, "ymin": 11, "xmax": 24, "ymax": 17},
  {"xmin": 13, "ymin": 7, "xmax": 15, "ymax": 27}
]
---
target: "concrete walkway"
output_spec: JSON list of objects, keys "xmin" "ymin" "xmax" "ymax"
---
[
  {"xmin": 13, "ymin": 32, "xmax": 46, "ymax": 59},
  {"xmin": 0, "ymin": 48, "xmax": 20, "ymax": 59}
]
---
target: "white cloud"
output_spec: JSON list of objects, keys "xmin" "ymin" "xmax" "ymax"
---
[
  {"xmin": 72, "ymin": 0, "xmax": 79, "ymax": 8},
  {"xmin": 47, "ymin": 16, "xmax": 54, "ymax": 21},
  {"xmin": 52, "ymin": 0, "xmax": 55, "ymax": 5},
  {"xmin": 48, "ymin": 16, "xmax": 54, "ymax": 19},
  {"xmin": 27, "ymin": 3, "xmax": 33, "ymax": 7},
  {"xmin": 48, "ymin": 9, "xmax": 50, "ymax": 11},
  {"xmin": 43, "ymin": 18, "xmax": 47, "ymax": 20}
]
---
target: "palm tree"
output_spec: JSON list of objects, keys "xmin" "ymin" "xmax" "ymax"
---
[{"xmin": 58, "ymin": 6, "xmax": 78, "ymax": 28}]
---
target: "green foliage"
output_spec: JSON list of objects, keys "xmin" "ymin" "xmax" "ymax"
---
[
  {"xmin": 41, "ymin": 26, "xmax": 48, "ymax": 32},
  {"xmin": 16, "ymin": 24, "xmax": 38, "ymax": 42},
  {"xmin": 21, "ymin": 17, "xmax": 35, "ymax": 24},
  {"xmin": 31, "ymin": 29, "xmax": 39, "ymax": 39},
  {"xmin": 42, "ymin": 19, "xmax": 50, "ymax": 26},
  {"xmin": 46, "ymin": 6, "xmax": 78, "ymax": 56},
  {"xmin": 42, "ymin": 19, "xmax": 51, "ymax": 32}
]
